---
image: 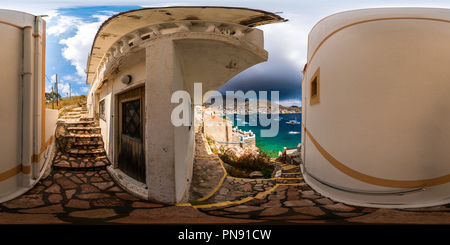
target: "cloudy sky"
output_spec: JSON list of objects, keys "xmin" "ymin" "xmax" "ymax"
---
[{"xmin": 5, "ymin": 0, "xmax": 450, "ymax": 107}]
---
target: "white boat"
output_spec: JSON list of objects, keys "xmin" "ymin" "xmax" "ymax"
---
[
  {"xmin": 286, "ymin": 117, "xmax": 300, "ymax": 124},
  {"xmin": 289, "ymin": 131, "xmax": 301, "ymax": 134}
]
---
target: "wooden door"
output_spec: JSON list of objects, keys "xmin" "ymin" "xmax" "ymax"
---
[{"xmin": 118, "ymin": 87, "xmax": 146, "ymax": 183}]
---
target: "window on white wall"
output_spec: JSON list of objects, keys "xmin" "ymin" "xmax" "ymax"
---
[
  {"xmin": 99, "ymin": 99, "xmax": 106, "ymax": 121},
  {"xmin": 310, "ymin": 67, "xmax": 320, "ymax": 105}
]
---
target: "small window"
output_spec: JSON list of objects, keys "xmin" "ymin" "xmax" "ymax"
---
[
  {"xmin": 122, "ymin": 100, "xmax": 141, "ymax": 140},
  {"xmin": 99, "ymin": 99, "xmax": 106, "ymax": 120},
  {"xmin": 311, "ymin": 77, "xmax": 318, "ymax": 97},
  {"xmin": 310, "ymin": 67, "xmax": 320, "ymax": 105}
]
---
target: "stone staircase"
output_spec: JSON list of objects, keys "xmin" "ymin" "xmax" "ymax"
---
[
  {"xmin": 276, "ymin": 164, "xmax": 303, "ymax": 184},
  {"xmin": 53, "ymin": 104, "xmax": 110, "ymax": 170},
  {"xmin": 60, "ymin": 105, "xmax": 88, "ymax": 120}
]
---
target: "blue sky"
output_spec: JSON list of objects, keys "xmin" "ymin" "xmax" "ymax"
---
[{"xmin": 6, "ymin": 0, "xmax": 450, "ymax": 107}]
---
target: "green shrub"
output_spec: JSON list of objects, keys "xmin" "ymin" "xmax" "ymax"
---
[
  {"xmin": 219, "ymin": 148, "xmax": 274, "ymax": 178},
  {"xmin": 261, "ymin": 168, "xmax": 273, "ymax": 179}
]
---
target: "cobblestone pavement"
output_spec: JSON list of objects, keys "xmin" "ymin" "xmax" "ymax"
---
[{"xmin": 2, "ymin": 132, "xmax": 450, "ymax": 225}]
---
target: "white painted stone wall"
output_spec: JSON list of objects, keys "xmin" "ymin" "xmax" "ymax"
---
[
  {"xmin": 86, "ymin": 7, "xmax": 283, "ymax": 205},
  {"xmin": 302, "ymin": 8, "xmax": 450, "ymax": 208}
]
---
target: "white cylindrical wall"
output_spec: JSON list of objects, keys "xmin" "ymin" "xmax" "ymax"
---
[
  {"xmin": 0, "ymin": 10, "xmax": 50, "ymax": 203},
  {"xmin": 0, "ymin": 14, "xmax": 25, "ymax": 197},
  {"xmin": 302, "ymin": 8, "xmax": 450, "ymax": 208}
]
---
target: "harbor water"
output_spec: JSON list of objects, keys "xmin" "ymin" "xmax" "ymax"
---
[{"xmin": 230, "ymin": 113, "xmax": 302, "ymax": 158}]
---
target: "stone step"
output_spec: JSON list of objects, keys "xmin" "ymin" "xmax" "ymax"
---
[
  {"xmin": 61, "ymin": 115, "xmax": 81, "ymax": 119},
  {"xmin": 63, "ymin": 133, "xmax": 102, "ymax": 137},
  {"xmin": 73, "ymin": 141, "xmax": 104, "ymax": 150},
  {"xmin": 67, "ymin": 126, "xmax": 101, "ymax": 134},
  {"xmin": 68, "ymin": 148, "xmax": 106, "ymax": 156},
  {"xmin": 67, "ymin": 110, "xmax": 87, "ymax": 114},
  {"xmin": 53, "ymin": 111, "xmax": 110, "ymax": 170},
  {"xmin": 276, "ymin": 178, "xmax": 303, "ymax": 184},
  {"xmin": 281, "ymin": 173, "xmax": 302, "ymax": 178},
  {"xmin": 53, "ymin": 154, "xmax": 110, "ymax": 170},
  {"xmin": 67, "ymin": 126, "xmax": 101, "ymax": 130},
  {"xmin": 71, "ymin": 107, "xmax": 88, "ymax": 112},
  {"xmin": 63, "ymin": 121, "xmax": 98, "ymax": 127},
  {"xmin": 80, "ymin": 117, "xmax": 94, "ymax": 122},
  {"xmin": 63, "ymin": 134, "xmax": 103, "ymax": 143}
]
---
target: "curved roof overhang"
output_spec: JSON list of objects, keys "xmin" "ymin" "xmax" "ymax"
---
[{"xmin": 85, "ymin": 6, "xmax": 287, "ymax": 84}]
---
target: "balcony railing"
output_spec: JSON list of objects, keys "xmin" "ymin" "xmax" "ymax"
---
[{"xmin": 92, "ymin": 20, "xmax": 263, "ymax": 86}]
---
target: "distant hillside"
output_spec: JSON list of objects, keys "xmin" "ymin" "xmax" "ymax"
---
[
  {"xmin": 204, "ymin": 94, "xmax": 301, "ymax": 113},
  {"xmin": 243, "ymin": 99, "xmax": 302, "ymax": 113},
  {"xmin": 45, "ymin": 95, "xmax": 87, "ymax": 110}
]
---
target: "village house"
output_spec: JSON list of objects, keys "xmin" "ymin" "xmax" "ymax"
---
[
  {"xmin": 85, "ymin": 6, "xmax": 286, "ymax": 204},
  {"xmin": 203, "ymin": 114, "xmax": 233, "ymax": 143}
]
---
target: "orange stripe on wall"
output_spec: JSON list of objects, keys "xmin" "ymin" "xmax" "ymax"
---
[
  {"xmin": 0, "ymin": 20, "xmax": 24, "ymax": 30},
  {"xmin": 305, "ymin": 17, "xmax": 450, "ymax": 73},
  {"xmin": 0, "ymin": 165, "xmax": 22, "ymax": 182},
  {"xmin": 0, "ymin": 136, "xmax": 54, "ymax": 182},
  {"xmin": 303, "ymin": 125, "xmax": 450, "ymax": 188}
]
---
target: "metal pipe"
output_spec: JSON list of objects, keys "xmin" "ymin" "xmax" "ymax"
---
[
  {"xmin": 32, "ymin": 16, "xmax": 42, "ymax": 179},
  {"xmin": 22, "ymin": 25, "xmax": 33, "ymax": 187}
]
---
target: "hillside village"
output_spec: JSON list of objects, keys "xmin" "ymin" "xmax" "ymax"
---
[{"xmin": 203, "ymin": 98, "xmax": 302, "ymax": 115}]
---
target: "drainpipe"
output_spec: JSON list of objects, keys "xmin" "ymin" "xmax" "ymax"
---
[
  {"xmin": 32, "ymin": 16, "xmax": 42, "ymax": 180},
  {"xmin": 22, "ymin": 25, "xmax": 34, "ymax": 187}
]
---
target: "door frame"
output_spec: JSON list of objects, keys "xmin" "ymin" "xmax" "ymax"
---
[{"xmin": 114, "ymin": 85, "xmax": 146, "ymax": 183}]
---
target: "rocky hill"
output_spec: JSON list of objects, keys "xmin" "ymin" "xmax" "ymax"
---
[
  {"xmin": 205, "ymin": 94, "xmax": 301, "ymax": 113},
  {"xmin": 246, "ymin": 99, "xmax": 302, "ymax": 113}
]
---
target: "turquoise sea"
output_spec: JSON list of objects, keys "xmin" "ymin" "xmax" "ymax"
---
[{"xmin": 230, "ymin": 113, "xmax": 302, "ymax": 158}]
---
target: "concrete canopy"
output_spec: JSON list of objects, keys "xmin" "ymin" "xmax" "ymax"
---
[{"xmin": 86, "ymin": 6, "xmax": 287, "ymax": 85}]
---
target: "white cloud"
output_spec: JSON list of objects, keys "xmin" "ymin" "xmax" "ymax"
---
[
  {"xmin": 279, "ymin": 99, "xmax": 302, "ymax": 107},
  {"xmin": 81, "ymin": 87, "xmax": 90, "ymax": 93},
  {"xmin": 260, "ymin": 12, "xmax": 310, "ymax": 68},
  {"xmin": 58, "ymin": 14, "xmax": 112, "ymax": 78},
  {"xmin": 47, "ymin": 74, "xmax": 70, "ymax": 96},
  {"xmin": 47, "ymin": 11, "xmax": 115, "ymax": 80},
  {"xmin": 47, "ymin": 14, "xmax": 81, "ymax": 36},
  {"xmin": 62, "ymin": 75, "xmax": 77, "ymax": 80},
  {"xmin": 50, "ymin": 74, "xmax": 57, "ymax": 83},
  {"xmin": 62, "ymin": 75, "xmax": 84, "ymax": 84},
  {"xmin": 45, "ymin": 84, "xmax": 53, "ymax": 93},
  {"xmin": 57, "ymin": 81, "xmax": 71, "ymax": 96}
]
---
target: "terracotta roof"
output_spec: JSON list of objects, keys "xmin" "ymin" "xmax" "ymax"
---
[{"xmin": 204, "ymin": 115, "xmax": 227, "ymax": 123}]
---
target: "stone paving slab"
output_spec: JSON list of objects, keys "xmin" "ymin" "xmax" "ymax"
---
[
  {"xmin": 3, "ymin": 130, "xmax": 450, "ymax": 225},
  {"xmin": 53, "ymin": 152, "xmax": 110, "ymax": 169},
  {"xmin": 2, "ymin": 160, "xmax": 450, "ymax": 225},
  {"xmin": 189, "ymin": 133, "xmax": 226, "ymax": 201}
]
